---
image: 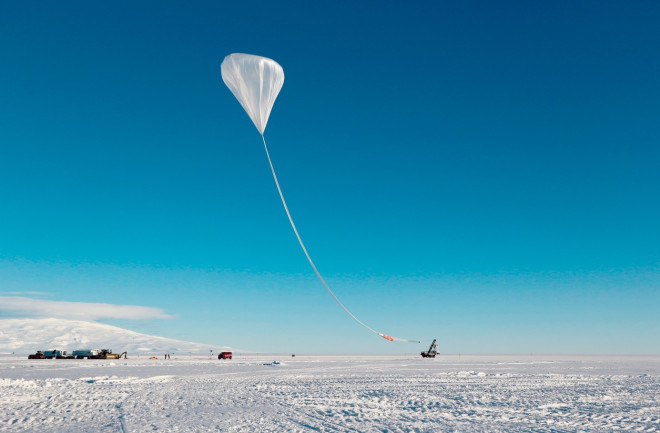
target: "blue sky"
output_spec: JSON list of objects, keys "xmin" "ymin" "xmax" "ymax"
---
[{"xmin": 1, "ymin": 1, "xmax": 658, "ymax": 354}]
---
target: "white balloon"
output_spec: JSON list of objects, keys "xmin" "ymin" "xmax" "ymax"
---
[
  {"xmin": 221, "ymin": 53, "xmax": 284, "ymax": 135},
  {"xmin": 220, "ymin": 53, "xmax": 420, "ymax": 344}
]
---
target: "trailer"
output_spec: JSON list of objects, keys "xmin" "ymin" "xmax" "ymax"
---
[
  {"xmin": 72, "ymin": 349, "xmax": 99, "ymax": 359},
  {"xmin": 43, "ymin": 350, "xmax": 73, "ymax": 359}
]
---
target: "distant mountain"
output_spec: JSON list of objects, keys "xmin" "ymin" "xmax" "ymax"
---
[{"xmin": 0, "ymin": 318, "xmax": 231, "ymax": 355}]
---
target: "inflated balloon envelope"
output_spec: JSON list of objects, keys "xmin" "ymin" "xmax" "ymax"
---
[
  {"xmin": 221, "ymin": 53, "xmax": 284, "ymax": 135},
  {"xmin": 221, "ymin": 53, "xmax": 420, "ymax": 344}
]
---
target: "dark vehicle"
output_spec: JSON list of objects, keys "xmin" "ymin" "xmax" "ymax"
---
[
  {"xmin": 28, "ymin": 351, "xmax": 46, "ymax": 359},
  {"xmin": 218, "ymin": 351, "xmax": 233, "ymax": 360},
  {"xmin": 421, "ymin": 339, "xmax": 438, "ymax": 358},
  {"xmin": 93, "ymin": 349, "xmax": 126, "ymax": 359}
]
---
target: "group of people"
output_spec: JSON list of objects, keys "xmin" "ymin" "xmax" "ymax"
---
[{"xmin": 164, "ymin": 353, "xmax": 171, "ymax": 360}]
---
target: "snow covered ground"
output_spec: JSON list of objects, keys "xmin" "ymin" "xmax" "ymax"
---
[{"xmin": 1, "ymin": 354, "xmax": 658, "ymax": 432}]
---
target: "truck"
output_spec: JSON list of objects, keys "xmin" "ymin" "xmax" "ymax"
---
[
  {"xmin": 28, "ymin": 351, "xmax": 46, "ymax": 359},
  {"xmin": 218, "ymin": 351, "xmax": 233, "ymax": 360},
  {"xmin": 93, "ymin": 349, "xmax": 127, "ymax": 359}
]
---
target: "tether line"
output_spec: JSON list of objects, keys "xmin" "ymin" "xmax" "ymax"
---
[{"xmin": 261, "ymin": 134, "xmax": 420, "ymax": 344}]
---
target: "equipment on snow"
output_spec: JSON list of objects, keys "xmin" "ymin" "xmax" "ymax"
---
[{"xmin": 421, "ymin": 339, "xmax": 438, "ymax": 358}]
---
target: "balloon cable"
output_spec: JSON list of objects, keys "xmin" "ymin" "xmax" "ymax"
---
[{"xmin": 261, "ymin": 134, "xmax": 420, "ymax": 343}]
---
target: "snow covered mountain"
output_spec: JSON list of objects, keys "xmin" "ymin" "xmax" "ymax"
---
[{"xmin": 0, "ymin": 318, "xmax": 231, "ymax": 355}]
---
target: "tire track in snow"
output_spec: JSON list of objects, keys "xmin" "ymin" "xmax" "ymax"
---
[{"xmin": 2, "ymin": 357, "xmax": 659, "ymax": 432}]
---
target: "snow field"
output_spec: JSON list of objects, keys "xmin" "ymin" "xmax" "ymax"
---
[{"xmin": 1, "ymin": 355, "xmax": 659, "ymax": 432}]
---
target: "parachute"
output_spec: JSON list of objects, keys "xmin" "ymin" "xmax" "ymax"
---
[{"xmin": 221, "ymin": 53, "xmax": 419, "ymax": 344}]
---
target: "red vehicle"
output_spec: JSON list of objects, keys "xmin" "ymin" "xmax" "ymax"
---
[
  {"xmin": 28, "ymin": 351, "xmax": 46, "ymax": 359},
  {"xmin": 218, "ymin": 351, "xmax": 233, "ymax": 360}
]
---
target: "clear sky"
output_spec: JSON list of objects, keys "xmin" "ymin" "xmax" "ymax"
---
[{"xmin": 1, "ymin": 1, "xmax": 658, "ymax": 354}]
